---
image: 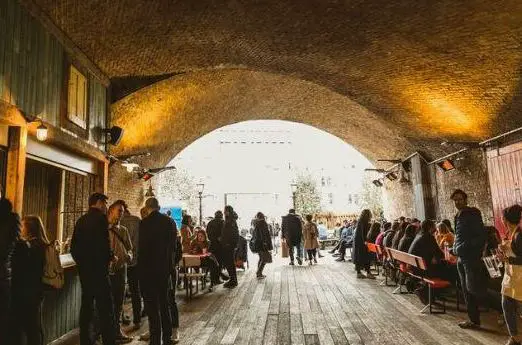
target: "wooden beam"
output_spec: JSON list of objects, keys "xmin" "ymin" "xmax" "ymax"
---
[
  {"xmin": 0, "ymin": 99, "xmax": 27, "ymax": 126},
  {"xmin": 18, "ymin": 0, "xmax": 111, "ymax": 87},
  {"xmin": 6, "ymin": 126, "xmax": 27, "ymax": 213}
]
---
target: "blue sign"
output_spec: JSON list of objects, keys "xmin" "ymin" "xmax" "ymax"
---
[{"xmin": 160, "ymin": 206, "xmax": 183, "ymax": 230}]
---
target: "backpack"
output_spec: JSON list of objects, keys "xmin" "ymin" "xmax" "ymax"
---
[
  {"xmin": 42, "ymin": 242, "xmax": 64, "ymax": 289},
  {"xmin": 249, "ymin": 236, "xmax": 258, "ymax": 253}
]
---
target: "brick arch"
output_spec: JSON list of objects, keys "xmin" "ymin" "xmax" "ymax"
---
[{"xmin": 111, "ymin": 69, "xmax": 415, "ymax": 167}]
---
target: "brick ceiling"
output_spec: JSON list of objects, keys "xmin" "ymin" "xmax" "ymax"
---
[{"xmin": 32, "ymin": 0, "xmax": 522, "ymax": 161}]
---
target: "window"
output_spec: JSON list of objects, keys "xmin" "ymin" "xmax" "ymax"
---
[
  {"xmin": 67, "ymin": 66, "xmax": 88, "ymax": 129},
  {"xmin": 348, "ymin": 194, "xmax": 352, "ymax": 204},
  {"xmin": 328, "ymin": 193, "xmax": 333, "ymax": 204},
  {"xmin": 321, "ymin": 177, "xmax": 326, "ymax": 186}
]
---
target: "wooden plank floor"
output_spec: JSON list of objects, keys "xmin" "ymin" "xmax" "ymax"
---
[{"xmin": 116, "ymin": 254, "xmax": 506, "ymax": 345}]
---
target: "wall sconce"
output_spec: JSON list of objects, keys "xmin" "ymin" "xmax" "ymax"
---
[
  {"xmin": 437, "ymin": 159, "xmax": 455, "ymax": 172},
  {"xmin": 121, "ymin": 162, "xmax": 139, "ymax": 173},
  {"xmin": 36, "ymin": 122, "xmax": 48, "ymax": 141},
  {"xmin": 385, "ymin": 172, "xmax": 398, "ymax": 181},
  {"xmin": 372, "ymin": 179, "xmax": 383, "ymax": 187}
]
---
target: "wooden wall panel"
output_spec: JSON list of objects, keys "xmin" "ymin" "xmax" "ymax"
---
[{"xmin": 0, "ymin": 0, "xmax": 106, "ymax": 148}]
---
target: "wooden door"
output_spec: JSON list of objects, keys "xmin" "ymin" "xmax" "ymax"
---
[{"xmin": 486, "ymin": 142, "xmax": 522, "ymax": 237}]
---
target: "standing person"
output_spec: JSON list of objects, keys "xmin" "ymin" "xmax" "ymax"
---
[
  {"xmin": 206, "ymin": 211, "xmax": 228, "ymax": 281},
  {"xmin": 71, "ymin": 193, "xmax": 115, "ymax": 345},
  {"xmin": 253, "ymin": 212, "xmax": 273, "ymax": 278},
  {"xmin": 222, "ymin": 205, "xmax": 239, "ymax": 288},
  {"xmin": 450, "ymin": 189, "xmax": 487, "ymax": 329},
  {"xmin": 107, "ymin": 203, "xmax": 133, "ymax": 343},
  {"xmin": 138, "ymin": 198, "xmax": 175, "ymax": 345},
  {"xmin": 303, "ymin": 215, "xmax": 319, "ymax": 265},
  {"xmin": 0, "ymin": 197, "xmax": 20, "ymax": 344},
  {"xmin": 352, "ymin": 209, "xmax": 375, "ymax": 279},
  {"xmin": 499, "ymin": 205, "xmax": 522, "ymax": 345},
  {"xmin": 9, "ymin": 216, "xmax": 48, "ymax": 345},
  {"xmin": 180, "ymin": 215, "xmax": 193, "ymax": 254},
  {"xmin": 120, "ymin": 206, "xmax": 142, "ymax": 330},
  {"xmin": 281, "ymin": 209, "xmax": 303, "ymax": 266}
]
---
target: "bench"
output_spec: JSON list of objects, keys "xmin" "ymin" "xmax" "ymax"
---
[
  {"xmin": 365, "ymin": 242, "xmax": 381, "ymax": 275},
  {"xmin": 179, "ymin": 255, "xmax": 208, "ymax": 299},
  {"xmin": 318, "ymin": 238, "xmax": 339, "ymax": 250},
  {"xmin": 386, "ymin": 248, "xmax": 451, "ymax": 314}
]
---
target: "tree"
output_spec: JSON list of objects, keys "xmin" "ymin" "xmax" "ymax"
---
[
  {"xmin": 360, "ymin": 173, "xmax": 384, "ymax": 220},
  {"xmin": 153, "ymin": 168, "xmax": 199, "ymax": 219},
  {"xmin": 294, "ymin": 172, "xmax": 322, "ymax": 216}
]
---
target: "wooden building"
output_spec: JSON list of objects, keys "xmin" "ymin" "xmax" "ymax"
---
[{"xmin": 0, "ymin": 0, "xmax": 110, "ymax": 342}]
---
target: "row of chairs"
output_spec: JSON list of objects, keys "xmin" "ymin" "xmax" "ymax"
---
[{"xmin": 366, "ymin": 243, "xmax": 453, "ymax": 314}]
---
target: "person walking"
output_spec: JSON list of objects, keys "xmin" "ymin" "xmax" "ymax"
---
[
  {"xmin": 303, "ymin": 215, "xmax": 319, "ymax": 265},
  {"xmin": 450, "ymin": 189, "xmax": 487, "ymax": 330},
  {"xmin": 352, "ymin": 209, "xmax": 375, "ymax": 279},
  {"xmin": 253, "ymin": 212, "xmax": 273, "ymax": 278},
  {"xmin": 281, "ymin": 209, "xmax": 303, "ymax": 266},
  {"xmin": 206, "ymin": 210, "xmax": 228, "ymax": 280},
  {"xmin": 107, "ymin": 202, "xmax": 133, "ymax": 344},
  {"xmin": 499, "ymin": 205, "xmax": 522, "ymax": 345},
  {"xmin": 138, "ymin": 198, "xmax": 176, "ymax": 345},
  {"xmin": 71, "ymin": 193, "xmax": 116, "ymax": 345},
  {"xmin": 9, "ymin": 216, "xmax": 48, "ymax": 345},
  {"xmin": 222, "ymin": 206, "xmax": 239, "ymax": 288},
  {"xmin": 0, "ymin": 197, "xmax": 20, "ymax": 344},
  {"xmin": 120, "ymin": 206, "xmax": 142, "ymax": 330}
]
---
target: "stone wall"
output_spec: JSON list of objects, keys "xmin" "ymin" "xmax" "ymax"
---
[
  {"xmin": 107, "ymin": 164, "xmax": 147, "ymax": 217},
  {"xmin": 432, "ymin": 148, "xmax": 494, "ymax": 225},
  {"xmin": 382, "ymin": 176, "xmax": 415, "ymax": 221}
]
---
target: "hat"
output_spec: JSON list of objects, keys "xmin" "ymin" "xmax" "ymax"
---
[{"xmin": 145, "ymin": 197, "xmax": 160, "ymax": 210}]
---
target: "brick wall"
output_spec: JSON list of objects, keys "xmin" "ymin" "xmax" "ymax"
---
[
  {"xmin": 107, "ymin": 164, "xmax": 146, "ymax": 217},
  {"xmin": 432, "ymin": 148, "xmax": 494, "ymax": 225},
  {"xmin": 382, "ymin": 177, "xmax": 415, "ymax": 221}
]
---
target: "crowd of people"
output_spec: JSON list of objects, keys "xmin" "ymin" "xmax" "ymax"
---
[{"xmin": 3, "ymin": 186, "xmax": 522, "ymax": 345}]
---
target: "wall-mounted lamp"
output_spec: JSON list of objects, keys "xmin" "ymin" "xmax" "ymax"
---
[
  {"xmin": 36, "ymin": 122, "xmax": 48, "ymax": 141},
  {"xmin": 437, "ymin": 159, "xmax": 455, "ymax": 172},
  {"xmin": 372, "ymin": 179, "xmax": 383, "ymax": 187},
  {"xmin": 385, "ymin": 172, "xmax": 398, "ymax": 181},
  {"xmin": 121, "ymin": 162, "xmax": 139, "ymax": 173}
]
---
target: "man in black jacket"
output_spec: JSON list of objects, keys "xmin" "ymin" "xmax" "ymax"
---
[
  {"xmin": 0, "ymin": 197, "xmax": 20, "ymax": 344},
  {"xmin": 138, "ymin": 198, "xmax": 176, "ymax": 345},
  {"xmin": 222, "ymin": 205, "xmax": 239, "ymax": 288},
  {"xmin": 206, "ymin": 210, "xmax": 228, "ymax": 280},
  {"xmin": 71, "ymin": 193, "xmax": 115, "ymax": 345},
  {"xmin": 282, "ymin": 209, "xmax": 303, "ymax": 265},
  {"xmin": 450, "ymin": 189, "xmax": 487, "ymax": 330}
]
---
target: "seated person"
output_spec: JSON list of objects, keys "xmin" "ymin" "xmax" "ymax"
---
[
  {"xmin": 435, "ymin": 222, "xmax": 455, "ymax": 250},
  {"xmin": 383, "ymin": 222, "xmax": 399, "ymax": 248},
  {"xmin": 367, "ymin": 222, "xmax": 381, "ymax": 244},
  {"xmin": 375, "ymin": 222, "xmax": 391, "ymax": 247},
  {"xmin": 331, "ymin": 224, "xmax": 355, "ymax": 258},
  {"xmin": 329, "ymin": 220, "xmax": 350, "ymax": 253},
  {"xmin": 391, "ymin": 222, "xmax": 408, "ymax": 250},
  {"xmin": 190, "ymin": 229, "xmax": 221, "ymax": 285},
  {"xmin": 398, "ymin": 224, "xmax": 416, "ymax": 253},
  {"xmin": 317, "ymin": 222, "xmax": 329, "ymax": 240}
]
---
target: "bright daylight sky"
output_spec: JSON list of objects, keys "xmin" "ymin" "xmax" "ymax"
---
[{"xmin": 161, "ymin": 120, "xmax": 373, "ymax": 227}]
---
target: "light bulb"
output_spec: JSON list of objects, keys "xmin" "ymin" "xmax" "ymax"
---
[{"xmin": 36, "ymin": 123, "xmax": 48, "ymax": 141}]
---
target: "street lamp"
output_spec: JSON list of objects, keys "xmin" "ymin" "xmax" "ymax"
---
[
  {"xmin": 290, "ymin": 183, "xmax": 297, "ymax": 209},
  {"xmin": 196, "ymin": 183, "xmax": 205, "ymax": 225}
]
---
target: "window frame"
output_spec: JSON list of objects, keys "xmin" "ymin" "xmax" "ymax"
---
[{"xmin": 61, "ymin": 59, "xmax": 90, "ymax": 139}]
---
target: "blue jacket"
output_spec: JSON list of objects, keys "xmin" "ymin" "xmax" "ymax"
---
[
  {"xmin": 341, "ymin": 226, "xmax": 354, "ymax": 241},
  {"xmin": 453, "ymin": 207, "xmax": 486, "ymax": 261}
]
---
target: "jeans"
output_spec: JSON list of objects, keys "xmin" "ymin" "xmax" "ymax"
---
[
  {"xmin": 78, "ymin": 272, "xmax": 116, "ymax": 345},
  {"xmin": 127, "ymin": 266, "xmax": 141, "ymax": 325},
  {"xmin": 141, "ymin": 279, "xmax": 172, "ymax": 345},
  {"xmin": 457, "ymin": 258, "xmax": 487, "ymax": 325},
  {"xmin": 223, "ymin": 245, "xmax": 237, "ymax": 284},
  {"xmin": 503, "ymin": 295, "xmax": 521, "ymax": 337},
  {"xmin": 289, "ymin": 242, "xmax": 303, "ymax": 262},
  {"xmin": 109, "ymin": 268, "xmax": 126, "ymax": 334}
]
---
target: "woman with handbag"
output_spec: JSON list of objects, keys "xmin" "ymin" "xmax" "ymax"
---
[
  {"xmin": 303, "ymin": 215, "xmax": 319, "ymax": 265},
  {"xmin": 253, "ymin": 212, "xmax": 273, "ymax": 279}
]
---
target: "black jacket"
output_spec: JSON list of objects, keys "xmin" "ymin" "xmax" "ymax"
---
[
  {"xmin": 221, "ymin": 218, "xmax": 239, "ymax": 248},
  {"xmin": 408, "ymin": 231, "xmax": 443, "ymax": 267},
  {"xmin": 281, "ymin": 214, "xmax": 302, "ymax": 246},
  {"xmin": 398, "ymin": 234, "xmax": 415, "ymax": 253},
  {"xmin": 352, "ymin": 221, "xmax": 370, "ymax": 268},
  {"xmin": 0, "ymin": 211, "xmax": 20, "ymax": 282},
  {"xmin": 71, "ymin": 208, "xmax": 111, "ymax": 276},
  {"xmin": 207, "ymin": 217, "xmax": 224, "ymax": 253},
  {"xmin": 11, "ymin": 239, "xmax": 45, "ymax": 302},
  {"xmin": 382, "ymin": 230, "xmax": 395, "ymax": 248},
  {"xmin": 253, "ymin": 219, "xmax": 273, "ymax": 252},
  {"xmin": 138, "ymin": 210, "xmax": 176, "ymax": 283},
  {"xmin": 453, "ymin": 206, "xmax": 486, "ymax": 261}
]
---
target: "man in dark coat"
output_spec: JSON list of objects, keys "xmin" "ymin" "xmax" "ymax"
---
[
  {"xmin": 71, "ymin": 193, "xmax": 116, "ymax": 345},
  {"xmin": 222, "ymin": 205, "xmax": 239, "ymax": 288},
  {"xmin": 0, "ymin": 197, "xmax": 20, "ymax": 344},
  {"xmin": 281, "ymin": 209, "xmax": 303, "ymax": 265},
  {"xmin": 450, "ymin": 189, "xmax": 487, "ymax": 330},
  {"xmin": 138, "ymin": 198, "xmax": 176, "ymax": 345},
  {"xmin": 206, "ymin": 210, "xmax": 228, "ymax": 280}
]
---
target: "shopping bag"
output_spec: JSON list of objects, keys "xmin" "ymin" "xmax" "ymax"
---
[{"xmin": 281, "ymin": 239, "xmax": 289, "ymax": 258}]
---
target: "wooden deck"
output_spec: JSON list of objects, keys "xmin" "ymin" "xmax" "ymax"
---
[{"xmin": 118, "ymin": 255, "xmax": 505, "ymax": 345}]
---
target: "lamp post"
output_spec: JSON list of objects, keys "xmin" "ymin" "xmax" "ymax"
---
[
  {"xmin": 291, "ymin": 183, "xmax": 297, "ymax": 210},
  {"xmin": 196, "ymin": 183, "xmax": 205, "ymax": 225}
]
